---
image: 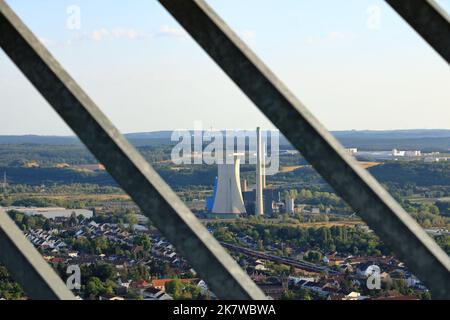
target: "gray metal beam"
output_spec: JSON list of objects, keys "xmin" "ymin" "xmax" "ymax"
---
[
  {"xmin": 0, "ymin": 209, "xmax": 76, "ymax": 300},
  {"xmin": 158, "ymin": 0, "xmax": 450, "ymax": 298},
  {"xmin": 386, "ymin": 0, "xmax": 450, "ymax": 63},
  {"xmin": 0, "ymin": 0, "xmax": 265, "ymax": 300}
]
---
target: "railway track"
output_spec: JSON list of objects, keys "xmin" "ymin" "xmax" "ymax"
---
[{"xmin": 221, "ymin": 241, "xmax": 338, "ymax": 275}]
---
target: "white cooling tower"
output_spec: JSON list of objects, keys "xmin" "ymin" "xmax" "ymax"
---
[{"xmin": 212, "ymin": 156, "xmax": 246, "ymax": 214}]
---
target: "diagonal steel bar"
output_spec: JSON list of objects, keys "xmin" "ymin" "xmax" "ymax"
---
[
  {"xmin": 386, "ymin": 0, "xmax": 450, "ymax": 64},
  {"xmin": 158, "ymin": 0, "xmax": 450, "ymax": 298},
  {"xmin": 0, "ymin": 209, "xmax": 76, "ymax": 300},
  {"xmin": 0, "ymin": 1, "xmax": 265, "ymax": 300}
]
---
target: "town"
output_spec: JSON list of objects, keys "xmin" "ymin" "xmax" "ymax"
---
[
  {"xmin": 0, "ymin": 201, "xmax": 441, "ymax": 300},
  {"xmin": 0, "ymin": 129, "xmax": 449, "ymax": 300}
]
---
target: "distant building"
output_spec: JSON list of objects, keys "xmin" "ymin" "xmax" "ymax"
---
[
  {"xmin": 392, "ymin": 149, "xmax": 405, "ymax": 157},
  {"xmin": 354, "ymin": 148, "xmax": 422, "ymax": 161},
  {"xmin": 151, "ymin": 278, "xmax": 193, "ymax": 292},
  {"xmin": 311, "ymin": 207, "xmax": 320, "ymax": 214},
  {"xmin": 285, "ymin": 196, "xmax": 295, "ymax": 214},
  {"xmin": 404, "ymin": 150, "xmax": 421, "ymax": 157},
  {"xmin": 242, "ymin": 188, "xmax": 280, "ymax": 216},
  {"xmin": 143, "ymin": 287, "xmax": 173, "ymax": 300}
]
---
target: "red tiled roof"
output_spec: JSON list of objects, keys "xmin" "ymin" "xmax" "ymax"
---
[
  {"xmin": 152, "ymin": 278, "xmax": 194, "ymax": 288},
  {"xmin": 132, "ymin": 279, "xmax": 151, "ymax": 288}
]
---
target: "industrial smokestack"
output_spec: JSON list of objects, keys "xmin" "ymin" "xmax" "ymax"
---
[
  {"xmin": 256, "ymin": 127, "xmax": 264, "ymax": 215},
  {"xmin": 262, "ymin": 141, "xmax": 266, "ymax": 188}
]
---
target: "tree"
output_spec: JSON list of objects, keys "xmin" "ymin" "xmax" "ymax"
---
[
  {"xmin": 165, "ymin": 280, "xmax": 203, "ymax": 300},
  {"xmin": 69, "ymin": 212, "xmax": 78, "ymax": 227},
  {"xmin": 304, "ymin": 251, "xmax": 322, "ymax": 263},
  {"xmin": 0, "ymin": 265, "xmax": 24, "ymax": 300},
  {"xmin": 165, "ymin": 279, "xmax": 184, "ymax": 298},
  {"xmin": 125, "ymin": 213, "xmax": 138, "ymax": 229},
  {"xmin": 94, "ymin": 236, "xmax": 109, "ymax": 254},
  {"xmin": 90, "ymin": 263, "xmax": 116, "ymax": 282},
  {"xmin": 421, "ymin": 291, "xmax": 431, "ymax": 300},
  {"xmin": 42, "ymin": 219, "xmax": 51, "ymax": 231},
  {"xmin": 73, "ymin": 236, "xmax": 92, "ymax": 253},
  {"xmin": 135, "ymin": 234, "xmax": 151, "ymax": 251},
  {"xmin": 84, "ymin": 277, "xmax": 113, "ymax": 298}
]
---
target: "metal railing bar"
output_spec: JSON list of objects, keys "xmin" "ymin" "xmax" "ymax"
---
[
  {"xmin": 0, "ymin": 209, "xmax": 76, "ymax": 300},
  {"xmin": 386, "ymin": 0, "xmax": 450, "ymax": 64},
  {"xmin": 0, "ymin": 0, "xmax": 266, "ymax": 300},
  {"xmin": 158, "ymin": 0, "xmax": 450, "ymax": 298}
]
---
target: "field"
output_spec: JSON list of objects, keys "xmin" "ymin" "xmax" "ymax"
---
[
  {"xmin": 6, "ymin": 193, "xmax": 130, "ymax": 202},
  {"xmin": 358, "ymin": 161, "xmax": 382, "ymax": 169},
  {"xmin": 277, "ymin": 162, "xmax": 380, "ymax": 174},
  {"xmin": 279, "ymin": 165, "xmax": 305, "ymax": 173},
  {"xmin": 292, "ymin": 220, "xmax": 364, "ymax": 228}
]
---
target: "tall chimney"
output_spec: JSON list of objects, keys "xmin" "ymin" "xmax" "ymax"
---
[
  {"xmin": 256, "ymin": 127, "xmax": 264, "ymax": 215},
  {"xmin": 262, "ymin": 141, "xmax": 266, "ymax": 188}
]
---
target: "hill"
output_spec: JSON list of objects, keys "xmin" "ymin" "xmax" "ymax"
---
[{"xmin": 1, "ymin": 129, "xmax": 449, "ymax": 151}]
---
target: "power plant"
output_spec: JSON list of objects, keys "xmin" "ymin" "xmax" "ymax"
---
[{"xmin": 207, "ymin": 127, "xmax": 266, "ymax": 217}]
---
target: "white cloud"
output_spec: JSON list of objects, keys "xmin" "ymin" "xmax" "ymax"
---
[
  {"xmin": 157, "ymin": 25, "xmax": 188, "ymax": 38},
  {"xmin": 89, "ymin": 27, "xmax": 143, "ymax": 41},
  {"xmin": 38, "ymin": 25, "xmax": 191, "ymax": 48},
  {"xmin": 90, "ymin": 28, "xmax": 110, "ymax": 41}
]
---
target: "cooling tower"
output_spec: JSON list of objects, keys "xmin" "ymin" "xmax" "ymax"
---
[{"xmin": 212, "ymin": 155, "xmax": 246, "ymax": 214}]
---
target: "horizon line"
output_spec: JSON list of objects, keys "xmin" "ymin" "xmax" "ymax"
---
[{"xmin": 1, "ymin": 128, "xmax": 450, "ymax": 138}]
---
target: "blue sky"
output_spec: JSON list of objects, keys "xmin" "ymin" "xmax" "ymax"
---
[{"xmin": 1, "ymin": 0, "xmax": 449, "ymax": 135}]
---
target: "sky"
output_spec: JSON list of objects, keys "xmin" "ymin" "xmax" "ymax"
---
[{"xmin": 0, "ymin": 0, "xmax": 449, "ymax": 135}]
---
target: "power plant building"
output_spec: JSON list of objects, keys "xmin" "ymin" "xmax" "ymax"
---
[
  {"xmin": 206, "ymin": 127, "xmax": 270, "ymax": 217},
  {"xmin": 285, "ymin": 196, "xmax": 295, "ymax": 214},
  {"xmin": 242, "ymin": 189, "xmax": 280, "ymax": 217}
]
